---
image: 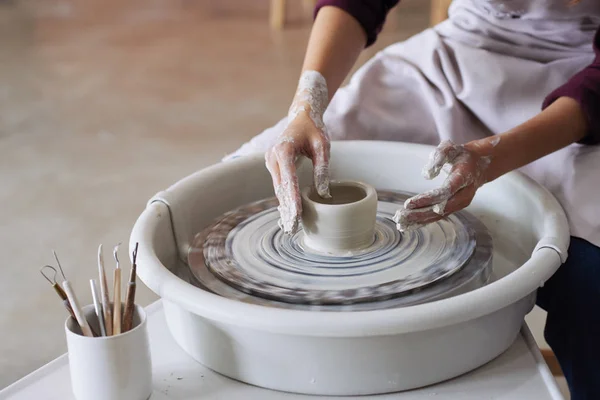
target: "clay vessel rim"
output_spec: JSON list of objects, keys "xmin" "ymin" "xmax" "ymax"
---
[{"xmin": 301, "ymin": 180, "xmax": 376, "ymax": 210}]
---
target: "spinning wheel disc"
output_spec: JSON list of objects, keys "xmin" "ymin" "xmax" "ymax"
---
[{"xmin": 188, "ymin": 190, "xmax": 493, "ymax": 308}]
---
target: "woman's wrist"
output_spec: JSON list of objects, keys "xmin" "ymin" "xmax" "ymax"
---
[{"xmin": 288, "ymin": 70, "xmax": 329, "ymax": 133}]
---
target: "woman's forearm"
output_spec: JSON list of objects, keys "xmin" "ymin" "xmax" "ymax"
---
[
  {"xmin": 300, "ymin": 6, "xmax": 368, "ymax": 100},
  {"xmin": 469, "ymin": 97, "xmax": 589, "ymax": 182}
]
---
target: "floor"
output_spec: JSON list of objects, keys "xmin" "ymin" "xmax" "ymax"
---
[{"xmin": 0, "ymin": 0, "xmax": 566, "ymax": 397}]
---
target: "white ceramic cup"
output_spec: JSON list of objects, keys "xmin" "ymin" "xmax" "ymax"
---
[
  {"xmin": 65, "ymin": 304, "xmax": 152, "ymax": 400},
  {"xmin": 301, "ymin": 180, "xmax": 378, "ymax": 254}
]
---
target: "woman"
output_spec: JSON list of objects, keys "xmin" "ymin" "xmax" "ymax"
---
[{"xmin": 225, "ymin": 1, "xmax": 600, "ymax": 398}]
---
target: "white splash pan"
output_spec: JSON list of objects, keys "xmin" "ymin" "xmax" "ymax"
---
[{"xmin": 129, "ymin": 141, "xmax": 569, "ymax": 396}]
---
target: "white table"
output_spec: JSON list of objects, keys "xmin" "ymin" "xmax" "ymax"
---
[{"xmin": 0, "ymin": 300, "xmax": 565, "ymax": 399}]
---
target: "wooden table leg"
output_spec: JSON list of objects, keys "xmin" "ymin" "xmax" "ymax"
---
[
  {"xmin": 541, "ymin": 349, "xmax": 564, "ymax": 376},
  {"xmin": 270, "ymin": 0, "xmax": 286, "ymax": 30},
  {"xmin": 430, "ymin": 0, "xmax": 452, "ymax": 26},
  {"xmin": 302, "ymin": 0, "xmax": 317, "ymax": 17}
]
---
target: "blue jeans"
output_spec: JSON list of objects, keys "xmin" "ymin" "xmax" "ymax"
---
[{"xmin": 536, "ymin": 236, "xmax": 600, "ymax": 400}]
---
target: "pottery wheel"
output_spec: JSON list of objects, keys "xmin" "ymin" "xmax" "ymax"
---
[{"xmin": 188, "ymin": 190, "xmax": 493, "ymax": 307}]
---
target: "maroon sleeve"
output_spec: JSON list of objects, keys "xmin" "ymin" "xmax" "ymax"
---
[
  {"xmin": 314, "ymin": 0, "xmax": 401, "ymax": 47},
  {"xmin": 542, "ymin": 28, "xmax": 600, "ymax": 145}
]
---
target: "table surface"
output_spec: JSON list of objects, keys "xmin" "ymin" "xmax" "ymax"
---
[{"xmin": 0, "ymin": 300, "xmax": 565, "ymax": 400}]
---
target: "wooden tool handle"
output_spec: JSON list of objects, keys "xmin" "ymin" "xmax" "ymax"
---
[
  {"xmin": 63, "ymin": 281, "xmax": 94, "ymax": 337},
  {"xmin": 53, "ymin": 284, "xmax": 68, "ymax": 301},
  {"xmin": 62, "ymin": 298, "xmax": 76, "ymax": 320},
  {"xmin": 112, "ymin": 268, "xmax": 121, "ymax": 335},
  {"xmin": 54, "ymin": 284, "xmax": 76, "ymax": 320},
  {"xmin": 122, "ymin": 283, "xmax": 136, "ymax": 332},
  {"xmin": 98, "ymin": 244, "xmax": 113, "ymax": 336}
]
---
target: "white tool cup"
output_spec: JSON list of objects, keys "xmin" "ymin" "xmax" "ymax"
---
[{"xmin": 65, "ymin": 304, "xmax": 152, "ymax": 400}]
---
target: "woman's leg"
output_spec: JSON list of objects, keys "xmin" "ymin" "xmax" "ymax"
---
[{"xmin": 536, "ymin": 237, "xmax": 600, "ymax": 400}]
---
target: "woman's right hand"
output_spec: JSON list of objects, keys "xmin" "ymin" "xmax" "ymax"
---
[
  {"xmin": 265, "ymin": 109, "xmax": 331, "ymax": 235},
  {"xmin": 261, "ymin": 4, "xmax": 369, "ymax": 234},
  {"xmin": 265, "ymin": 70, "xmax": 331, "ymax": 235}
]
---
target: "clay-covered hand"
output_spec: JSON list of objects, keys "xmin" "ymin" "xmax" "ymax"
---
[
  {"xmin": 265, "ymin": 71, "xmax": 331, "ymax": 235},
  {"xmin": 393, "ymin": 140, "xmax": 492, "ymax": 231}
]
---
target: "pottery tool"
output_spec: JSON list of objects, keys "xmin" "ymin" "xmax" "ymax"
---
[
  {"xmin": 52, "ymin": 250, "xmax": 68, "ymax": 282},
  {"xmin": 62, "ymin": 281, "xmax": 94, "ymax": 337},
  {"xmin": 122, "ymin": 242, "xmax": 139, "ymax": 332},
  {"xmin": 90, "ymin": 279, "xmax": 106, "ymax": 336},
  {"xmin": 97, "ymin": 244, "xmax": 113, "ymax": 336},
  {"xmin": 53, "ymin": 250, "xmax": 96, "ymax": 337},
  {"xmin": 40, "ymin": 265, "xmax": 76, "ymax": 320},
  {"xmin": 112, "ymin": 243, "xmax": 122, "ymax": 335}
]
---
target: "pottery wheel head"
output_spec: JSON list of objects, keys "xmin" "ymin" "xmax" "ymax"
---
[{"xmin": 188, "ymin": 189, "xmax": 493, "ymax": 309}]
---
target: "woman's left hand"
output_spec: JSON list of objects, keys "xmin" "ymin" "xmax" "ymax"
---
[
  {"xmin": 393, "ymin": 140, "xmax": 492, "ymax": 231},
  {"xmin": 395, "ymin": 97, "xmax": 591, "ymax": 232}
]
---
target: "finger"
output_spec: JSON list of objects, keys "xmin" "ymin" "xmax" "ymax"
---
[
  {"xmin": 266, "ymin": 150, "xmax": 295, "ymax": 233},
  {"xmin": 393, "ymin": 206, "xmax": 442, "ymax": 232},
  {"xmin": 437, "ymin": 185, "xmax": 476, "ymax": 215},
  {"xmin": 396, "ymin": 213, "xmax": 443, "ymax": 232},
  {"xmin": 265, "ymin": 150, "xmax": 282, "ymax": 190},
  {"xmin": 403, "ymin": 186, "xmax": 452, "ymax": 210},
  {"xmin": 422, "ymin": 140, "xmax": 461, "ymax": 180},
  {"xmin": 275, "ymin": 145, "xmax": 302, "ymax": 234},
  {"xmin": 432, "ymin": 199, "xmax": 448, "ymax": 215},
  {"xmin": 396, "ymin": 184, "xmax": 477, "ymax": 232},
  {"xmin": 403, "ymin": 172, "xmax": 458, "ymax": 210},
  {"xmin": 311, "ymin": 138, "xmax": 331, "ymax": 198},
  {"xmin": 405, "ymin": 161, "xmax": 474, "ymax": 210},
  {"xmin": 445, "ymin": 170, "xmax": 470, "ymax": 194},
  {"xmin": 396, "ymin": 207, "xmax": 440, "ymax": 225},
  {"xmin": 412, "ymin": 184, "xmax": 475, "ymax": 223}
]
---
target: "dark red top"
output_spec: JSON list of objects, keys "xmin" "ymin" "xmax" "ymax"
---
[
  {"xmin": 542, "ymin": 28, "xmax": 600, "ymax": 145},
  {"xmin": 315, "ymin": 0, "xmax": 600, "ymax": 144}
]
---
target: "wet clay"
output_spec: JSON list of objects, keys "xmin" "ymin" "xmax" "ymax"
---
[
  {"xmin": 301, "ymin": 181, "xmax": 378, "ymax": 254},
  {"xmin": 308, "ymin": 184, "xmax": 367, "ymax": 205}
]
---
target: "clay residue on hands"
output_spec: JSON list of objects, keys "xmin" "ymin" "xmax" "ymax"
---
[
  {"xmin": 289, "ymin": 71, "xmax": 329, "ymax": 131},
  {"xmin": 395, "ymin": 138, "xmax": 496, "ymax": 232},
  {"xmin": 270, "ymin": 70, "xmax": 331, "ymax": 234},
  {"xmin": 275, "ymin": 180, "xmax": 301, "ymax": 234},
  {"xmin": 421, "ymin": 141, "xmax": 463, "ymax": 180}
]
